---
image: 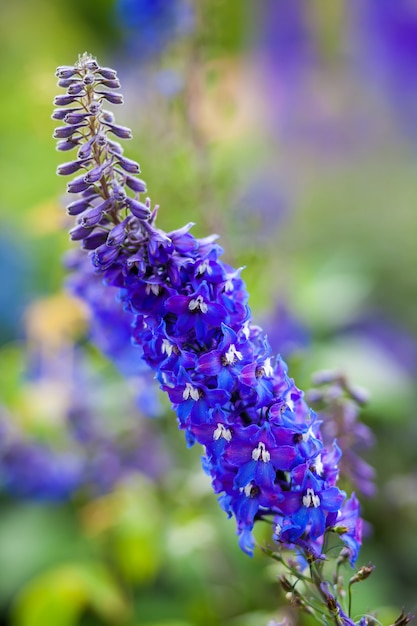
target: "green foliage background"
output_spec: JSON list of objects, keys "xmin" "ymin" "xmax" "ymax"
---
[{"xmin": 0, "ymin": 1, "xmax": 416, "ymax": 624}]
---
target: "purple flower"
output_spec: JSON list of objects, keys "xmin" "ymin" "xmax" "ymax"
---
[
  {"xmin": 334, "ymin": 492, "xmax": 363, "ymax": 566},
  {"xmin": 54, "ymin": 54, "xmax": 353, "ymax": 559},
  {"xmin": 278, "ymin": 470, "xmax": 345, "ymax": 541}
]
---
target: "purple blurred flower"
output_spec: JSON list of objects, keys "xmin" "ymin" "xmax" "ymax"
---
[
  {"xmin": 307, "ymin": 372, "xmax": 376, "ymax": 498},
  {"xmin": 260, "ymin": 301, "xmax": 310, "ymax": 360},
  {"xmin": 0, "ymin": 412, "xmax": 82, "ymax": 501},
  {"xmin": 350, "ymin": 0, "xmax": 417, "ymax": 136}
]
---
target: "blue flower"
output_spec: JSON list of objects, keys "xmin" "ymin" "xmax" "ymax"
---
[
  {"xmin": 278, "ymin": 470, "xmax": 345, "ymax": 542},
  {"xmin": 54, "ymin": 54, "xmax": 356, "ymax": 560}
]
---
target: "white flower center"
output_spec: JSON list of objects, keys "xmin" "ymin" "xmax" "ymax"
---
[
  {"xmin": 183, "ymin": 382, "xmax": 200, "ymax": 401},
  {"xmin": 274, "ymin": 523, "xmax": 282, "ymax": 538},
  {"xmin": 145, "ymin": 283, "xmax": 160, "ymax": 295},
  {"xmin": 161, "ymin": 339, "xmax": 174, "ymax": 357},
  {"xmin": 302, "ymin": 488, "xmax": 321, "ymax": 508},
  {"xmin": 223, "ymin": 344, "xmax": 243, "ymax": 365},
  {"xmin": 188, "ymin": 295, "xmax": 208, "ymax": 314},
  {"xmin": 313, "ymin": 454, "xmax": 324, "ymax": 476},
  {"xmin": 196, "ymin": 259, "xmax": 212, "ymax": 275},
  {"xmin": 302, "ymin": 426, "xmax": 314, "ymax": 443},
  {"xmin": 251, "ymin": 442, "xmax": 271, "ymax": 463},
  {"xmin": 243, "ymin": 483, "xmax": 253, "ymax": 497},
  {"xmin": 213, "ymin": 423, "xmax": 232, "ymax": 442},
  {"xmin": 263, "ymin": 358, "xmax": 274, "ymax": 378}
]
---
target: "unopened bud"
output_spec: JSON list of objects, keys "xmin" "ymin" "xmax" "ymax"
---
[{"xmin": 349, "ymin": 563, "xmax": 375, "ymax": 586}]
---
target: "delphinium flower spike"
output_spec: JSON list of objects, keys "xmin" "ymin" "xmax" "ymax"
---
[{"xmin": 53, "ymin": 54, "xmax": 410, "ymax": 625}]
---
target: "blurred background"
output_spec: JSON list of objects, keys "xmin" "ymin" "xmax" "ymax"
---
[{"xmin": 0, "ymin": 0, "xmax": 417, "ymax": 624}]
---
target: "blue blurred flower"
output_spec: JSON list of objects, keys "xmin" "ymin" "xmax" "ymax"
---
[{"xmin": 115, "ymin": 0, "xmax": 194, "ymax": 59}]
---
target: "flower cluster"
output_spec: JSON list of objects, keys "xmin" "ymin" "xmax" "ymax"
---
[{"xmin": 53, "ymin": 53, "xmax": 361, "ymax": 565}]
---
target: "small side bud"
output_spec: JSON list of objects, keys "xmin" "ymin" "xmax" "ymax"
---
[
  {"xmin": 349, "ymin": 563, "xmax": 375, "ymax": 586},
  {"xmin": 391, "ymin": 608, "xmax": 414, "ymax": 626}
]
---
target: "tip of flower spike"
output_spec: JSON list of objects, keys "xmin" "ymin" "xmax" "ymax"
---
[{"xmin": 77, "ymin": 52, "xmax": 98, "ymax": 71}]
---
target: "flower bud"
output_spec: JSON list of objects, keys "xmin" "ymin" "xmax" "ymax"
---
[
  {"xmin": 52, "ymin": 107, "xmax": 81, "ymax": 121},
  {"xmin": 68, "ymin": 83, "xmax": 86, "ymax": 96},
  {"xmin": 66, "ymin": 197, "xmax": 93, "ymax": 216},
  {"xmin": 96, "ymin": 91, "xmax": 124, "ymax": 105},
  {"xmin": 92, "ymin": 243, "xmax": 120, "ymax": 269},
  {"xmin": 126, "ymin": 197, "xmax": 151, "ymax": 220},
  {"xmin": 56, "ymin": 66, "xmax": 78, "ymax": 79},
  {"xmin": 56, "ymin": 139, "xmax": 80, "ymax": 151},
  {"xmin": 81, "ymin": 199, "xmax": 111, "ymax": 227},
  {"xmin": 349, "ymin": 563, "xmax": 375, "ymax": 586},
  {"xmin": 82, "ymin": 231, "xmax": 108, "ymax": 250},
  {"xmin": 69, "ymin": 224, "xmax": 93, "ymax": 241},
  {"xmin": 64, "ymin": 111, "xmax": 90, "ymax": 124},
  {"xmin": 126, "ymin": 175, "xmax": 147, "ymax": 193},
  {"xmin": 106, "ymin": 220, "xmax": 127, "ymax": 247},
  {"xmin": 84, "ymin": 161, "xmax": 110, "ymax": 184},
  {"xmin": 57, "ymin": 160, "xmax": 84, "ymax": 176},
  {"xmin": 84, "ymin": 58, "xmax": 99, "ymax": 71},
  {"xmin": 103, "ymin": 122, "xmax": 132, "ymax": 139},
  {"xmin": 97, "ymin": 67, "xmax": 118, "ymax": 80},
  {"xmin": 115, "ymin": 155, "xmax": 141, "ymax": 174},
  {"xmin": 67, "ymin": 175, "xmax": 92, "ymax": 194},
  {"xmin": 98, "ymin": 79, "xmax": 121, "ymax": 89},
  {"xmin": 83, "ymin": 73, "xmax": 95, "ymax": 85},
  {"xmin": 53, "ymin": 123, "xmax": 85, "ymax": 139},
  {"xmin": 54, "ymin": 94, "xmax": 78, "ymax": 106}
]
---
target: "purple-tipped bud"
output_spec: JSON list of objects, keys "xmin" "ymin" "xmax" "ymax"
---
[
  {"xmin": 116, "ymin": 155, "xmax": 141, "ymax": 174},
  {"xmin": 68, "ymin": 83, "xmax": 86, "ymax": 96},
  {"xmin": 83, "ymin": 73, "xmax": 95, "ymax": 85},
  {"xmin": 126, "ymin": 197, "xmax": 151, "ymax": 220},
  {"xmin": 101, "ymin": 111, "xmax": 115, "ymax": 124},
  {"xmin": 77, "ymin": 137, "xmax": 96, "ymax": 160},
  {"xmin": 112, "ymin": 184, "xmax": 127, "ymax": 203},
  {"xmin": 108, "ymin": 139, "xmax": 123, "ymax": 155},
  {"xmin": 96, "ymin": 133, "xmax": 107, "ymax": 147},
  {"xmin": 66, "ymin": 198, "xmax": 93, "ymax": 216},
  {"xmin": 58, "ymin": 78, "xmax": 81, "ymax": 88},
  {"xmin": 97, "ymin": 67, "xmax": 118, "ymax": 80},
  {"xmin": 57, "ymin": 139, "xmax": 80, "ymax": 151},
  {"xmin": 89, "ymin": 101, "xmax": 101, "ymax": 115},
  {"xmin": 52, "ymin": 107, "xmax": 81, "ymax": 121},
  {"xmin": 81, "ymin": 199, "xmax": 112, "ymax": 227},
  {"xmin": 82, "ymin": 231, "xmax": 108, "ymax": 250},
  {"xmin": 64, "ymin": 111, "xmax": 91, "ymax": 124},
  {"xmin": 53, "ymin": 123, "xmax": 85, "ymax": 139},
  {"xmin": 106, "ymin": 219, "xmax": 128, "ymax": 247},
  {"xmin": 67, "ymin": 175, "xmax": 92, "ymax": 194},
  {"xmin": 103, "ymin": 123, "xmax": 132, "ymax": 139},
  {"xmin": 92, "ymin": 243, "xmax": 120, "ymax": 269},
  {"xmin": 84, "ymin": 161, "xmax": 110, "ymax": 184},
  {"xmin": 84, "ymin": 59, "xmax": 99, "ymax": 72},
  {"xmin": 98, "ymin": 79, "xmax": 121, "ymax": 89},
  {"xmin": 56, "ymin": 66, "xmax": 79, "ymax": 79},
  {"xmin": 69, "ymin": 224, "xmax": 93, "ymax": 241},
  {"xmin": 54, "ymin": 94, "xmax": 78, "ymax": 106},
  {"xmin": 126, "ymin": 175, "xmax": 147, "ymax": 193},
  {"xmin": 96, "ymin": 91, "xmax": 124, "ymax": 105},
  {"xmin": 57, "ymin": 160, "xmax": 85, "ymax": 176}
]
